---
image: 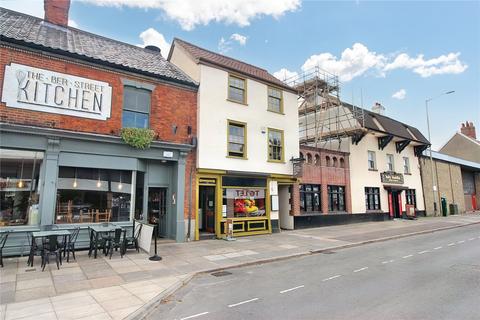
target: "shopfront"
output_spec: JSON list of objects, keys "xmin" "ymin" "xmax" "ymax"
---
[{"xmin": 196, "ymin": 172, "xmax": 272, "ymax": 239}]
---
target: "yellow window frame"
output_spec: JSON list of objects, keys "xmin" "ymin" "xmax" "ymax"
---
[
  {"xmin": 227, "ymin": 74, "xmax": 247, "ymax": 105},
  {"xmin": 227, "ymin": 119, "xmax": 247, "ymax": 159},
  {"xmin": 267, "ymin": 86, "xmax": 284, "ymax": 114},
  {"xmin": 267, "ymin": 128, "xmax": 285, "ymax": 162}
]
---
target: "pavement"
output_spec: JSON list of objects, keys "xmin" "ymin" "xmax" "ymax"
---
[
  {"xmin": 150, "ymin": 224, "xmax": 480, "ymax": 320},
  {"xmin": 0, "ymin": 213, "xmax": 479, "ymax": 320}
]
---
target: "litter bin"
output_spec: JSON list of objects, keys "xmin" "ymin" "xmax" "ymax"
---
[
  {"xmin": 449, "ymin": 203, "xmax": 458, "ymax": 215},
  {"xmin": 441, "ymin": 197, "xmax": 448, "ymax": 216}
]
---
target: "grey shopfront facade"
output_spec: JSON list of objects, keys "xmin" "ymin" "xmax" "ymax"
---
[{"xmin": 0, "ymin": 123, "xmax": 193, "ymax": 255}]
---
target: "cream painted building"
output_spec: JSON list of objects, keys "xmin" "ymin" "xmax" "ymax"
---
[{"xmin": 169, "ymin": 39, "xmax": 299, "ymax": 239}]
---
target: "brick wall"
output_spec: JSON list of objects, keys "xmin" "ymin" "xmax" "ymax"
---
[
  {"xmin": 292, "ymin": 146, "xmax": 351, "ymax": 215},
  {"xmin": 0, "ymin": 45, "xmax": 198, "ymax": 220}
]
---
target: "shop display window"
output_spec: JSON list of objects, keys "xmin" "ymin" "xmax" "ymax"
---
[
  {"xmin": 328, "ymin": 185, "xmax": 346, "ymax": 212},
  {"xmin": 0, "ymin": 149, "xmax": 43, "ymax": 226},
  {"xmin": 222, "ymin": 188, "xmax": 266, "ymax": 218},
  {"xmin": 56, "ymin": 167, "xmax": 132, "ymax": 224}
]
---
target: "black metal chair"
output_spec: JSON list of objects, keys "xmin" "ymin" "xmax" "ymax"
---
[
  {"xmin": 123, "ymin": 221, "xmax": 142, "ymax": 254},
  {"xmin": 65, "ymin": 227, "xmax": 80, "ymax": 262},
  {"xmin": 107, "ymin": 228, "xmax": 126, "ymax": 259},
  {"xmin": 27, "ymin": 232, "xmax": 44, "ymax": 267},
  {"xmin": 88, "ymin": 227, "xmax": 108, "ymax": 258},
  {"xmin": 0, "ymin": 231, "xmax": 10, "ymax": 268},
  {"xmin": 41, "ymin": 235, "xmax": 62, "ymax": 271}
]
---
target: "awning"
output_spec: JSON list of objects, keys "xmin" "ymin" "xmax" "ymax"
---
[{"xmin": 383, "ymin": 185, "xmax": 409, "ymax": 191}]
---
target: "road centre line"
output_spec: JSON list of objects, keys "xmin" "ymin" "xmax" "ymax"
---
[
  {"xmin": 353, "ymin": 267, "xmax": 368, "ymax": 273},
  {"xmin": 322, "ymin": 275, "xmax": 342, "ymax": 282},
  {"xmin": 180, "ymin": 312, "xmax": 209, "ymax": 320},
  {"xmin": 433, "ymin": 246, "xmax": 442, "ymax": 250},
  {"xmin": 280, "ymin": 285, "xmax": 304, "ymax": 294},
  {"xmin": 381, "ymin": 260, "xmax": 394, "ymax": 264},
  {"xmin": 457, "ymin": 240, "xmax": 465, "ymax": 244},
  {"xmin": 402, "ymin": 254, "xmax": 413, "ymax": 259},
  {"xmin": 228, "ymin": 298, "xmax": 259, "ymax": 308},
  {"xmin": 468, "ymin": 238, "xmax": 475, "ymax": 241},
  {"xmin": 417, "ymin": 250, "xmax": 430, "ymax": 254},
  {"xmin": 447, "ymin": 243, "xmax": 455, "ymax": 246}
]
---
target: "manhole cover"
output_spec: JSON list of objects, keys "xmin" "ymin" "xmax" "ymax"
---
[{"xmin": 211, "ymin": 271, "xmax": 232, "ymax": 277}]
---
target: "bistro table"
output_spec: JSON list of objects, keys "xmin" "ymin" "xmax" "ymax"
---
[
  {"xmin": 88, "ymin": 224, "xmax": 122, "ymax": 258},
  {"xmin": 29, "ymin": 230, "xmax": 71, "ymax": 267}
]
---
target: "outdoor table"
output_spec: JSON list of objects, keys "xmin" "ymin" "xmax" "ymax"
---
[
  {"xmin": 29, "ymin": 230, "xmax": 71, "ymax": 267},
  {"xmin": 89, "ymin": 225, "xmax": 122, "ymax": 258}
]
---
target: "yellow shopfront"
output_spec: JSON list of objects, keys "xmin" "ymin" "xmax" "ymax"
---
[{"xmin": 196, "ymin": 170, "xmax": 272, "ymax": 240}]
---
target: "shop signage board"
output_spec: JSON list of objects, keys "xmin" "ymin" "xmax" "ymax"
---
[
  {"xmin": 2, "ymin": 63, "xmax": 112, "ymax": 120},
  {"xmin": 380, "ymin": 171, "xmax": 404, "ymax": 184}
]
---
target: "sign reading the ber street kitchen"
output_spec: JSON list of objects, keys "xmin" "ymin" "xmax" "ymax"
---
[
  {"xmin": 2, "ymin": 63, "xmax": 112, "ymax": 120},
  {"xmin": 380, "ymin": 171, "xmax": 404, "ymax": 184}
]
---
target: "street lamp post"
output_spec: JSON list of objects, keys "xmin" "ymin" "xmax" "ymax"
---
[{"xmin": 425, "ymin": 90, "xmax": 455, "ymax": 216}]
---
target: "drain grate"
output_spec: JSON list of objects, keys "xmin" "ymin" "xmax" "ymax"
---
[{"xmin": 211, "ymin": 271, "xmax": 232, "ymax": 277}]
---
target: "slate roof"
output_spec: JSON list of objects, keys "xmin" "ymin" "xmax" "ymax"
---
[
  {"xmin": 0, "ymin": 7, "xmax": 196, "ymax": 87},
  {"xmin": 343, "ymin": 102, "xmax": 430, "ymax": 144},
  {"xmin": 169, "ymin": 38, "xmax": 295, "ymax": 92}
]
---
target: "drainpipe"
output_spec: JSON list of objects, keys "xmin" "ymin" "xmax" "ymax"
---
[{"xmin": 186, "ymin": 165, "xmax": 193, "ymax": 242}]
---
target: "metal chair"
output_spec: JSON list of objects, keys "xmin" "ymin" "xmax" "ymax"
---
[
  {"xmin": 107, "ymin": 228, "xmax": 126, "ymax": 259},
  {"xmin": 27, "ymin": 232, "xmax": 44, "ymax": 267},
  {"xmin": 123, "ymin": 221, "xmax": 142, "ymax": 253},
  {"xmin": 88, "ymin": 227, "xmax": 107, "ymax": 258},
  {"xmin": 0, "ymin": 231, "xmax": 10, "ymax": 268},
  {"xmin": 65, "ymin": 227, "xmax": 80, "ymax": 262},
  {"xmin": 41, "ymin": 235, "xmax": 62, "ymax": 271}
]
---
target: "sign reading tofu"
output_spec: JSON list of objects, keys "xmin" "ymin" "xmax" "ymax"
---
[{"xmin": 2, "ymin": 63, "xmax": 112, "ymax": 120}]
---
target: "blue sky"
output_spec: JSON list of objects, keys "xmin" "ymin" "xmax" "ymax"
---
[{"xmin": 1, "ymin": 0, "xmax": 478, "ymax": 149}]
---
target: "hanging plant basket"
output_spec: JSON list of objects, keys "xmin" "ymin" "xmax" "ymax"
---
[{"xmin": 120, "ymin": 128, "xmax": 156, "ymax": 149}]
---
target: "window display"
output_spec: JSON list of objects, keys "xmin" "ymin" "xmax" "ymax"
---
[
  {"xmin": 223, "ymin": 188, "xmax": 266, "ymax": 218},
  {"xmin": 0, "ymin": 149, "xmax": 43, "ymax": 226}
]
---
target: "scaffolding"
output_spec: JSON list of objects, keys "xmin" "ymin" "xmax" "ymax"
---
[{"xmin": 286, "ymin": 66, "xmax": 366, "ymax": 149}]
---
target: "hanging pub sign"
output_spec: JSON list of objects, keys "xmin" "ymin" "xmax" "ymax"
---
[
  {"xmin": 380, "ymin": 171, "xmax": 404, "ymax": 184},
  {"xmin": 2, "ymin": 63, "xmax": 112, "ymax": 120}
]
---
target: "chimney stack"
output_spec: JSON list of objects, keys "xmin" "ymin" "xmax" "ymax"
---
[
  {"xmin": 372, "ymin": 102, "xmax": 385, "ymax": 115},
  {"xmin": 44, "ymin": 0, "xmax": 70, "ymax": 27},
  {"xmin": 460, "ymin": 121, "xmax": 477, "ymax": 140}
]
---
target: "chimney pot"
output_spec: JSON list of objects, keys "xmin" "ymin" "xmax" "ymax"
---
[
  {"xmin": 44, "ymin": 0, "xmax": 70, "ymax": 27},
  {"xmin": 460, "ymin": 121, "xmax": 477, "ymax": 140}
]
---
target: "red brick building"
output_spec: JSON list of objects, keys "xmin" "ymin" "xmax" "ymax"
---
[{"xmin": 0, "ymin": 1, "xmax": 198, "ymax": 245}]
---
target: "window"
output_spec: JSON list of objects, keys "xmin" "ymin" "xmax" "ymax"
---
[
  {"xmin": 386, "ymin": 154, "xmax": 395, "ymax": 171},
  {"xmin": 405, "ymin": 189, "xmax": 417, "ymax": 208},
  {"xmin": 122, "ymin": 86, "xmax": 151, "ymax": 128},
  {"xmin": 403, "ymin": 157, "xmax": 410, "ymax": 174},
  {"xmin": 227, "ymin": 121, "xmax": 247, "ymax": 158},
  {"xmin": 299, "ymin": 184, "xmax": 321, "ymax": 213},
  {"xmin": 268, "ymin": 87, "xmax": 283, "ymax": 113},
  {"xmin": 307, "ymin": 153, "xmax": 313, "ymax": 164},
  {"xmin": 315, "ymin": 154, "xmax": 321, "ymax": 166},
  {"xmin": 365, "ymin": 187, "xmax": 381, "ymax": 210},
  {"xmin": 339, "ymin": 158, "xmax": 345, "ymax": 168},
  {"xmin": 228, "ymin": 75, "xmax": 246, "ymax": 104},
  {"xmin": 328, "ymin": 185, "xmax": 345, "ymax": 212},
  {"xmin": 0, "ymin": 149, "xmax": 43, "ymax": 226},
  {"xmin": 333, "ymin": 157, "xmax": 338, "ymax": 167},
  {"xmin": 268, "ymin": 128, "xmax": 284, "ymax": 161},
  {"xmin": 56, "ymin": 167, "xmax": 132, "ymax": 224},
  {"xmin": 368, "ymin": 151, "xmax": 376, "ymax": 170},
  {"xmin": 326, "ymin": 156, "xmax": 331, "ymax": 167}
]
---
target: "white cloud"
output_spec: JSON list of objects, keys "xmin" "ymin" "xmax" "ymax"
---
[
  {"xmin": 230, "ymin": 33, "xmax": 247, "ymax": 46},
  {"xmin": 137, "ymin": 28, "xmax": 171, "ymax": 56},
  {"xmin": 273, "ymin": 68, "xmax": 298, "ymax": 82},
  {"xmin": 392, "ymin": 89, "xmax": 406, "ymax": 100},
  {"xmin": 384, "ymin": 52, "xmax": 468, "ymax": 77},
  {"xmin": 280, "ymin": 43, "xmax": 468, "ymax": 82},
  {"xmin": 80, "ymin": 0, "xmax": 301, "ymax": 31},
  {"xmin": 68, "ymin": 19, "xmax": 79, "ymax": 28},
  {"xmin": 218, "ymin": 33, "xmax": 248, "ymax": 54}
]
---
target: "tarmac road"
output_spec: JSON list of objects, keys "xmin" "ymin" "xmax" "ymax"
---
[{"xmin": 147, "ymin": 224, "xmax": 480, "ymax": 320}]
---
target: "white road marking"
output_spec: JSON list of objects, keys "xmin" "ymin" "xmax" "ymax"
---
[
  {"xmin": 402, "ymin": 255, "xmax": 413, "ymax": 259},
  {"xmin": 447, "ymin": 243, "xmax": 455, "ymax": 246},
  {"xmin": 381, "ymin": 259, "xmax": 394, "ymax": 264},
  {"xmin": 353, "ymin": 267, "xmax": 368, "ymax": 273},
  {"xmin": 433, "ymin": 246, "xmax": 442, "ymax": 250},
  {"xmin": 180, "ymin": 312, "xmax": 209, "ymax": 320},
  {"xmin": 478, "ymin": 236, "xmax": 480, "ymax": 239},
  {"xmin": 228, "ymin": 298, "xmax": 259, "ymax": 308},
  {"xmin": 418, "ymin": 250, "xmax": 430, "ymax": 254},
  {"xmin": 280, "ymin": 285, "xmax": 304, "ymax": 294},
  {"xmin": 322, "ymin": 275, "xmax": 342, "ymax": 282},
  {"xmin": 468, "ymin": 238, "xmax": 475, "ymax": 241},
  {"xmin": 457, "ymin": 240, "xmax": 465, "ymax": 244}
]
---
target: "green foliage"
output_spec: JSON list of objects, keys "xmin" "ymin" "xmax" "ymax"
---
[{"xmin": 120, "ymin": 128, "xmax": 155, "ymax": 149}]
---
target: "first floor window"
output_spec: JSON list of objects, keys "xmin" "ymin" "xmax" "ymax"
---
[
  {"xmin": 368, "ymin": 151, "xmax": 376, "ymax": 170},
  {"xmin": 386, "ymin": 154, "xmax": 395, "ymax": 171},
  {"xmin": 328, "ymin": 185, "xmax": 345, "ymax": 212},
  {"xmin": 268, "ymin": 87, "xmax": 283, "ymax": 113},
  {"xmin": 365, "ymin": 187, "xmax": 381, "ymax": 210},
  {"xmin": 299, "ymin": 184, "xmax": 321, "ymax": 213},
  {"xmin": 228, "ymin": 121, "xmax": 246, "ymax": 158},
  {"xmin": 403, "ymin": 157, "xmax": 410, "ymax": 174},
  {"xmin": 122, "ymin": 85, "xmax": 151, "ymax": 128},
  {"xmin": 0, "ymin": 149, "xmax": 43, "ymax": 226},
  {"xmin": 268, "ymin": 128, "xmax": 284, "ymax": 161},
  {"xmin": 56, "ymin": 167, "xmax": 132, "ymax": 224},
  {"xmin": 228, "ymin": 75, "xmax": 246, "ymax": 104},
  {"xmin": 405, "ymin": 189, "xmax": 417, "ymax": 208}
]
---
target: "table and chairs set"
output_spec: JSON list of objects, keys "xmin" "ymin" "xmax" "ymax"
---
[{"xmin": 0, "ymin": 220, "xmax": 143, "ymax": 270}]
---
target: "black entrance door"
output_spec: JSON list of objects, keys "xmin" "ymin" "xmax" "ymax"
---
[
  {"xmin": 148, "ymin": 188, "xmax": 167, "ymax": 237},
  {"xmin": 391, "ymin": 191, "xmax": 402, "ymax": 218},
  {"xmin": 199, "ymin": 186, "xmax": 215, "ymax": 234}
]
